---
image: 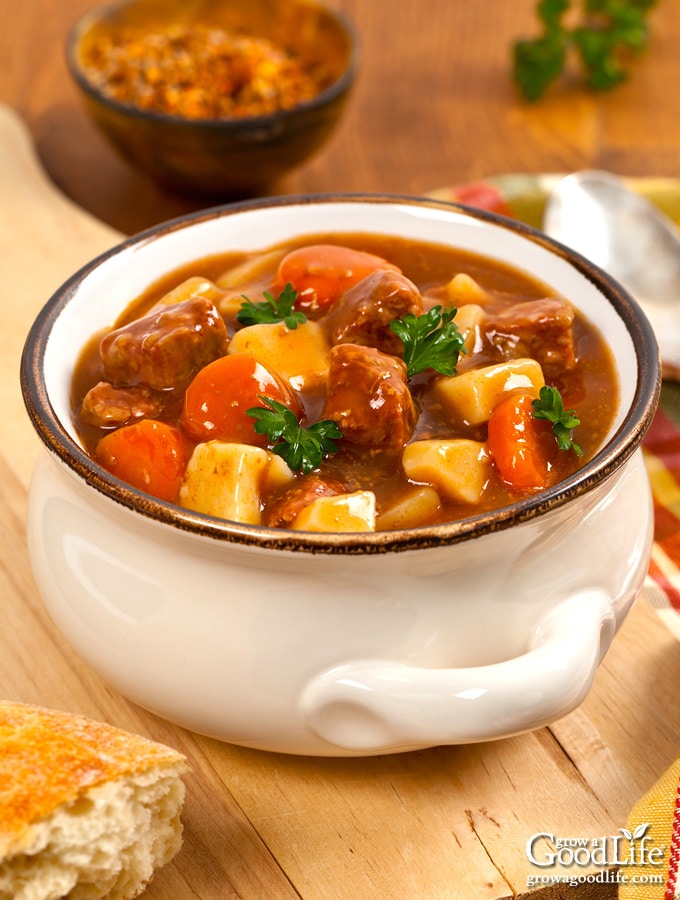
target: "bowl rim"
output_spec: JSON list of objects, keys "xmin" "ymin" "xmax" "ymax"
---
[
  {"xmin": 20, "ymin": 192, "xmax": 661, "ymax": 555},
  {"xmin": 64, "ymin": 0, "xmax": 359, "ymax": 130}
]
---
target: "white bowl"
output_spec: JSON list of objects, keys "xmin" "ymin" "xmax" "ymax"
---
[{"xmin": 21, "ymin": 195, "xmax": 660, "ymax": 756}]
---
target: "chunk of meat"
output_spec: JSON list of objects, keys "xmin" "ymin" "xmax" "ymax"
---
[
  {"xmin": 100, "ymin": 296, "xmax": 229, "ymax": 391},
  {"xmin": 324, "ymin": 269, "xmax": 424, "ymax": 355},
  {"xmin": 263, "ymin": 474, "xmax": 346, "ymax": 528},
  {"xmin": 322, "ymin": 344, "xmax": 417, "ymax": 449},
  {"xmin": 80, "ymin": 382, "xmax": 166, "ymax": 428},
  {"xmin": 484, "ymin": 297, "xmax": 576, "ymax": 379}
]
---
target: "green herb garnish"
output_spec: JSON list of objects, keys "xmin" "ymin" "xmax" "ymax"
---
[
  {"xmin": 389, "ymin": 305, "xmax": 466, "ymax": 378},
  {"xmin": 237, "ymin": 283, "xmax": 307, "ymax": 330},
  {"xmin": 532, "ymin": 385, "xmax": 583, "ymax": 455},
  {"xmin": 247, "ymin": 396, "xmax": 343, "ymax": 474},
  {"xmin": 513, "ymin": 0, "xmax": 658, "ymax": 101}
]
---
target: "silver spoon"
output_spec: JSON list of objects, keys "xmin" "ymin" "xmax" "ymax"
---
[{"xmin": 543, "ymin": 169, "xmax": 680, "ymax": 377}]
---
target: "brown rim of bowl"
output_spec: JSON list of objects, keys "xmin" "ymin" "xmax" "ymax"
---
[
  {"xmin": 64, "ymin": 1, "xmax": 359, "ymax": 130},
  {"xmin": 20, "ymin": 193, "xmax": 661, "ymax": 555}
]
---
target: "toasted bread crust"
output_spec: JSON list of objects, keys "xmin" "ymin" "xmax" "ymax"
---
[{"xmin": 0, "ymin": 700, "xmax": 186, "ymax": 855}]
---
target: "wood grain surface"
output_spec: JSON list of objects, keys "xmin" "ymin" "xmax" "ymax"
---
[
  {"xmin": 2, "ymin": 1, "xmax": 680, "ymax": 896},
  {"xmin": 3, "ymin": 1, "xmax": 680, "ymax": 235}
]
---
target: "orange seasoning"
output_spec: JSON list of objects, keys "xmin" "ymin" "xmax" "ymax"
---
[{"xmin": 80, "ymin": 24, "xmax": 332, "ymax": 119}]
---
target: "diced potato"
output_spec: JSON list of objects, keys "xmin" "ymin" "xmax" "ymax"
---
[
  {"xmin": 179, "ymin": 441, "xmax": 294, "ymax": 524},
  {"xmin": 217, "ymin": 290, "xmax": 249, "ymax": 322},
  {"xmin": 453, "ymin": 303, "xmax": 485, "ymax": 356},
  {"xmin": 436, "ymin": 359, "xmax": 545, "ymax": 426},
  {"xmin": 216, "ymin": 249, "xmax": 287, "ymax": 289},
  {"xmin": 215, "ymin": 250, "xmax": 289, "ymax": 321},
  {"xmin": 445, "ymin": 272, "xmax": 492, "ymax": 307},
  {"xmin": 402, "ymin": 439, "xmax": 490, "ymax": 504},
  {"xmin": 292, "ymin": 491, "xmax": 376, "ymax": 533},
  {"xmin": 152, "ymin": 276, "xmax": 226, "ymax": 310},
  {"xmin": 262, "ymin": 454, "xmax": 297, "ymax": 495},
  {"xmin": 229, "ymin": 320, "xmax": 331, "ymax": 391},
  {"xmin": 377, "ymin": 486, "xmax": 441, "ymax": 530}
]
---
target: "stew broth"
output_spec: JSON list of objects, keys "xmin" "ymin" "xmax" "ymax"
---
[{"xmin": 71, "ymin": 232, "xmax": 618, "ymax": 531}]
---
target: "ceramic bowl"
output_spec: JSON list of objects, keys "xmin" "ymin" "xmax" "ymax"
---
[
  {"xmin": 21, "ymin": 195, "xmax": 660, "ymax": 756},
  {"xmin": 65, "ymin": 0, "xmax": 357, "ymax": 198}
]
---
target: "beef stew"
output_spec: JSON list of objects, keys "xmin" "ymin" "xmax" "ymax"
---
[{"xmin": 71, "ymin": 232, "xmax": 618, "ymax": 532}]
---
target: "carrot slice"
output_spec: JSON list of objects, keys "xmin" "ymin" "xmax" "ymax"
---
[
  {"xmin": 487, "ymin": 391, "xmax": 553, "ymax": 491},
  {"xmin": 181, "ymin": 352, "xmax": 301, "ymax": 446},
  {"xmin": 274, "ymin": 244, "xmax": 400, "ymax": 315},
  {"xmin": 95, "ymin": 419, "xmax": 187, "ymax": 502}
]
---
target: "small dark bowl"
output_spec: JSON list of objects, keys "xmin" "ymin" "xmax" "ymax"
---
[{"xmin": 66, "ymin": 0, "xmax": 358, "ymax": 198}]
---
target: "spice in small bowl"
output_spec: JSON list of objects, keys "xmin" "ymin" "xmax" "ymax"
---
[
  {"xmin": 66, "ymin": 0, "xmax": 358, "ymax": 197},
  {"xmin": 80, "ymin": 23, "xmax": 335, "ymax": 120}
]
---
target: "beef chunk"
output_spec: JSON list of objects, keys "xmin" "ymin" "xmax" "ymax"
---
[
  {"xmin": 100, "ymin": 296, "xmax": 229, "ymax": 391},
  {"xmin": 484, "ymin": 297, "xmax": 576, "ymax": 379},
  {"xmin": 324, "ymin": 269, "xmax": 424, "ymax": 355},
  {"xmin": 322, "ymin": 344, "xmax": 416, "ymax": 449},
  {"xmin": 80, "ymin": 382, "xmax": 166, "ymax": 428},
  {"xmin": 263, "ymin": 475, "xmax": 346, "ymax": 528}
]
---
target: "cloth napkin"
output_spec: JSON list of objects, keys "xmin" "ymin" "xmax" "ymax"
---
[
  {"xmin": 428, "ymin": 176, "xmax": 680, "ymax": 641},
  {"xmin": 643, "ymin": 382, "xmax": 680, "ymax": 641},
  {"xmin": 619, "ymin": 756, "xmax": 680, "ymax": 899}
]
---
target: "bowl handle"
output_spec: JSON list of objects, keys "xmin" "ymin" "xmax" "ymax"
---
[{"xmin": 301, "ymin": 590, "xmax": 616, "ymax": 752}]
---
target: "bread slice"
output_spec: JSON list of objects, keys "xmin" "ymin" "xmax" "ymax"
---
[{"xmin": 0, "ymin": 700, "xmax": 188, "ymax": 900}]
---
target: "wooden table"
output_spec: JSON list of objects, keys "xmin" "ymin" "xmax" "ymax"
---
[
  {"xmin": 5, "ymin": 0, "xmax": 680, "ymax": 235},
  {"xmin": 2, "ymin": 2, "xmax": 680, "ymax": 897}
]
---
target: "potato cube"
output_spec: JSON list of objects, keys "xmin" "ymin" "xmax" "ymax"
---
[
  {"xmin": 445, "ymin": 272, "xmax": 492, "ymax": 306},
  {"xmin": 152, "ymin": 276, "xmax": 226, "ymax": 310},
  {"xmin": 179, "ymin": 441, "xmax": 294, "ymax": 524},
  {"xmin": 377, "ymin": 486, "xmax": 442, "ymax": 530},
  {"xmin": 229, "ymin": 321, "xmax": 330, "ymax": 391},
  {"xmin": 453, "ymin": 303, "xmax": 485, "ymax": 356},
  {"xmin": 216, "ymin": 250, "xmax": 288, "ymax": 321},
  {"xmin": 402, "ymin": 439, "xmax": 490, "ymax": 504},
  {"xmin": 217, "ymin": 290, "xmax": 248, "ymax": 322},
  {"xmin": 262, "ymin": 454, "xmax": 298, "ymax": 495},
  {"xmin": 216, "ymin": 249, "xmax": 287, "ymax": 289},
  {"xmin": 292, "ymin": 491, "xmax": 376, "ymax": 533},
  {"xmin": 436, "ymin": 359, "xmax": 545, "ymax": 426}
]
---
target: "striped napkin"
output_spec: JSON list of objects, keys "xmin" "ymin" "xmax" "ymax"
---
[
  {"xmin": 644, "ymin": 382, "xmax": 680, "ymax": 641},
  {"xmin": 619, "ymin": 755, "xmax": 680, "ymax": 899}
]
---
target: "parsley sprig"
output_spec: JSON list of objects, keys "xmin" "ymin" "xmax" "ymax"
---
[
  {"xmin": 247, "ymin": 396, "xmax": 343, "ymax": 474},
  {"xmin": 237, "ymin": 283, "xmax": 307, "ymax": 330},
  {"xmin": 532, "ymin": 385, "xmax": 583, "ymax": 455},
  {"xmin": 390, "ymin": 305, "xmax": 466, "ymax": 377},
  {"xmin": 513, "ymin": 0, "xmax": 658, "ymax": 102}
]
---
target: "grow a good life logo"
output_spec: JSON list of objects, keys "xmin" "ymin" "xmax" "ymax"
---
[{"xmin": 525, "ymin": 822, "xmax": 666, "ymax": 890}]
